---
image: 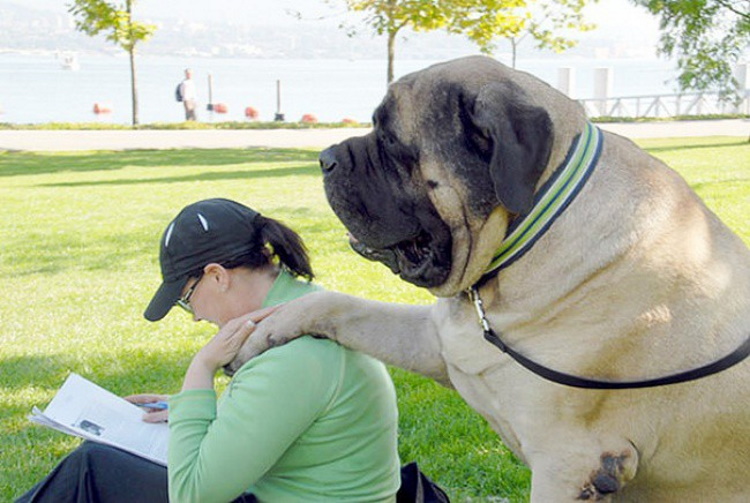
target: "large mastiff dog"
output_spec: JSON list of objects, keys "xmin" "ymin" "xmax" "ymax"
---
[{"xmin": 230, "ymin": 56, "xmax": 750, "ymax": 501}]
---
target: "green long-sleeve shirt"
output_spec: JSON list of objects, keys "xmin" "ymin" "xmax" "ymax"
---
[{"xmin": 168, "ymin": 270, "xmax": 400, "ymax": 502}]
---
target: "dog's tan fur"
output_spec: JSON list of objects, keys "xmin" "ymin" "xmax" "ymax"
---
[{"xmin": 231, "ymin": 56, "xmax": 750, "ymax": 501}]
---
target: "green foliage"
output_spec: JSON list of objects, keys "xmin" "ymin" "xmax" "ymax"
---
[
  {"xmin": 447, "ymin": 0, "xmax": 596, "ymax": 65},
  {"xmin": 443, "ymin": 0, "xmax": 526, "ymax": 50},
  {"xmin": 632, "ymin": 0, "xmax": 750, "ymax": 99},
  {"xmin": 346, "ymin": 0, "xmax": 450, "ymax": 35},
  {"xmin": 67, "ymin": 0, "xmax": 156, "ymax": 51},
  {"xmin": 1, "ymin": 138, "xmax": 748, "ymax": 501},
  {"xmin": 515, "ymin": 0, "xmax": 596, "ymax": 53},
  {"xmin": 334, "ymin": 0, "xmax": 596, "ymax": 80},
  {"xmin": 336, "ymin": 0, "xmax": 455, "ymax": 82}
]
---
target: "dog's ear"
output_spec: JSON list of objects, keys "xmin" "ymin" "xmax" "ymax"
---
[{"xmin": 472, "ymin": 81, "xmax": 553, "ymax": 214}]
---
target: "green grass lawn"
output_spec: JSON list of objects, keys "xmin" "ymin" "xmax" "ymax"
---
[{"xmin": 1, "ymin": 136, "xmax": 748, "ymax": 501}]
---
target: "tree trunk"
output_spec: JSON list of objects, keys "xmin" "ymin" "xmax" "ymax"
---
[
  {"xmin": 511, "ymin": 38, "xmax": 517, "ymax": 69},
  {"xmin": 387, "ymin": 29, "xmax": 396, "ymax": 85},
  {"xmin": 129, "ymin": 47, "xmax": 139, "ymax": 126},
  {"xmin": 126, "ymin": 0, "xmax": 138, "ymax": 126}
]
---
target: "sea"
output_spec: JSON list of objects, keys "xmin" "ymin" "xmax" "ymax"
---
[{"xmin": 0, "ymin": 52, "xmax": 682, "ymax": 125}]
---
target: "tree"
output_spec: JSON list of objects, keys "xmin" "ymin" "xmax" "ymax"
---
[
  {"xmin": 505, "ymin": 0, "xmax": 595, "ymax": 68},
  {"xmin": 68, "ymin": 0, "xmax": 156, "ymax": 125},
  {"xmin": 632, "ymin": 0, "xmax": 750, "ymax": 98},
  {"xmin": 335, "ymin": 0, "xmax": 594, "ymax": 84},
  {"xmin": 447, "ymin": 0, "xmax": 595, "ymax": 69},
  {"xmin": 339, "ymin": 1, "xmax": 451, "ymax": 84}
]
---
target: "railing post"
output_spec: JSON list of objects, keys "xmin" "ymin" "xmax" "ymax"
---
[
  {"xmin": 557, "ymin": 67, "xmax": 575, "ymax": 98},
  {"xmin": 734, "ymin": 63, "xmax": 749, "ymax": 114},
  {"xmin": 594, "ymin": 68, "xmax": 612, "ymax": 117}
]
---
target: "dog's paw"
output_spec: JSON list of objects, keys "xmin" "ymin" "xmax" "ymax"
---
[
  {"xmin": 223, "ymin": 335, "xmax": 271, "ymax": 376},
  {"xmin": 223, "ymin": 323, "xmax": 296, "ymax": 376}
]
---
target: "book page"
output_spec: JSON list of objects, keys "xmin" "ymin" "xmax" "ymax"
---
[{"xmin": 30, "ymin": 373, "xmax": 169, "ymax": 466}]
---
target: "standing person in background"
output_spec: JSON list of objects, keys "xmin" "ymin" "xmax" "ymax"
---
[{"xmin": 179, "ymin": 68, "xmax": 197, "ymax": 121}]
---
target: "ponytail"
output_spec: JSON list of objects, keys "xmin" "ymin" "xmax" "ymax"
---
[{"xmin": 256, "ymin": 215, "xmax": 314, "ymax": 281}]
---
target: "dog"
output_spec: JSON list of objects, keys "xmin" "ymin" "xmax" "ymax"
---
[{"xmin": 229, "ymin": 56, "xmax": 750, "ymax": 501}]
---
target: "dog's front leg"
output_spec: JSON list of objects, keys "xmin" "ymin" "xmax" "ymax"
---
[{"xmin": 226, "ymin": 291, "xmax": 450, "ymax": 385}]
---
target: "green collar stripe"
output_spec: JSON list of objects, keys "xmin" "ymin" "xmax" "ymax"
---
[
  {"xmin": 493, "ymin": 125, "xmax": 594, "ymax": 261},
  {"xmin": 485, "ymin": 123, "xmax": 602, "ymax": 274}
]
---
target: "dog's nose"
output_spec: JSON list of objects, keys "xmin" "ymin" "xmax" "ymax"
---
[{"xmin": 319, "ymin": 147, "xmax": 338, "ymax": 173}]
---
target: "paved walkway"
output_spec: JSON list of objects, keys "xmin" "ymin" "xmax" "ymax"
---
[{"xmin": 0, "ymin": 119, "xmax": 747, "ymax": 151}]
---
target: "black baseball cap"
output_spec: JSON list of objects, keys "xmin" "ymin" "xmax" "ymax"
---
[{"xmin": 144, "ymin": 198, "xmax": 261, "ymax": 322}]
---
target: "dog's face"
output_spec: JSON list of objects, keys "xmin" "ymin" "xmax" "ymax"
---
[{"xmin": 320, "ymin": 56, "xmax": 571, "ymax": 295}]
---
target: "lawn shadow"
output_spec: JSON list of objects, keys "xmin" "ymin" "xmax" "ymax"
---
[
  {"xmin": 4, "ymin": 229, "xmax": 155, "ymax": 278},
  {"xmin": 0, "ymin": 354, "xmax": 77, "ymax": 394},
  {"xmin": 643, "ymin": 139, "xmax": 749, "ymax": 154},
  {"xmin": 38, "ymin": 163, "xmax": 321, "ymax": 188},
  {"xmin": 0, "ymin": 148, "xmax": 320, "ymax": 177},
  {"xmin": 1, "ymin": 347, "xmax": 195, "ymax": 419},
  {"xmin": 691, "ymin": 177, "xmax": 750, "ymax": 192}
]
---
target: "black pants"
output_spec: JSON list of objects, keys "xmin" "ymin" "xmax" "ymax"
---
[
  {"xmin": 15, "ymin": 441, "xmax": 256, "ymax": 503},
  {"xmin": 17, "ymin": 442, "xmax": 446, "ymax": 503}
]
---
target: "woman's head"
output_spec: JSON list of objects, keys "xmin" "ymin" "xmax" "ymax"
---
[{"xmin": 144, "ymin": 198, "xmax": 313, "ymax": 322}]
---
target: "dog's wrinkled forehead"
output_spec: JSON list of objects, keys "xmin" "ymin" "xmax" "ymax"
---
[
  {"xmin": 373, "ymin": 81, "xmax": 419, "ymax": 141},
  {"xmin": 376, "ymin": 61, "xmax": 499, "ymax": 146}
]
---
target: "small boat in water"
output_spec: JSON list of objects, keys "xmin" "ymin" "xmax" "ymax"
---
[{"xmin": 59, "ymin": 52, "xmax": 80, "ymax": 71}]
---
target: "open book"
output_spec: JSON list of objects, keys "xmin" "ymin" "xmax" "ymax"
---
[{"xmin": 29, "ymin": 373, "xmax": 169, "ymax": 466}]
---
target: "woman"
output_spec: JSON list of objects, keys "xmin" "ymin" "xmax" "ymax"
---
[{"xmin": 17, "ymin": 198, "xmax": 401, "ymax": 502}]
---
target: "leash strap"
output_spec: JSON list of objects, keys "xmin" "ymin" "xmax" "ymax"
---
[{"xmin": 469, "ymin": 288, "xmax": 750, "ymax": 389}]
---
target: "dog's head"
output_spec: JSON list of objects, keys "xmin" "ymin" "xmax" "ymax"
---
[{"xmin": 320, "ymin": 56, "xmax": 587, "ymax": 296}]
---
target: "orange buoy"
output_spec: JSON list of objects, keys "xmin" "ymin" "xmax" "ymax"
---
[
  {"xmin": 244, "ymin": 106, "xmax": 259, "ymax": 120},
  {"xmin": 93, "ymin": 103, "xmax": 112, "ymax": 114},
  {"xmin": 213, "ymin": 103, "xmax": 228, "ymax": 114},
  {"xmin": 301, "ymin": 113, "xmax": 318, "ymax": 124}
]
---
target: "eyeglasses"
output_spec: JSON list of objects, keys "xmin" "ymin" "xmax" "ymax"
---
[{"xmin": 176, "ymin": 273, "xmax": 204, "ymax": 314}]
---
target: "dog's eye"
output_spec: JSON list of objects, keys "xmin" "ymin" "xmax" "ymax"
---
[
  {"xmin": 376, "ymin": 130, "xmax": 418, "ymax": 173},
  {"xmin": 377, "ymin": 129, "xmax": 399, "ymax": 149}
]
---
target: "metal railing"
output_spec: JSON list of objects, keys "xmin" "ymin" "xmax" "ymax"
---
[{"xmin": 578, "ymin": 91, "xmax": 750, "ymax": 118}]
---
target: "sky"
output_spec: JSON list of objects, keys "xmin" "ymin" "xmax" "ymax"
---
[{"xmin": 6, "ymin": 0, "xmax": 663, "ymax": 53}]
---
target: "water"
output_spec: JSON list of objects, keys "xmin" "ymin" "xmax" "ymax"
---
[{"xmin": 0, "ymin": 53, "xmax": 681, "ymax": 125}]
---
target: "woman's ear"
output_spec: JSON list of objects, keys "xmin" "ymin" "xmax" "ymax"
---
[{"xmin": 203, "ymin": 263, "xmax": 230, "ymax": 292}]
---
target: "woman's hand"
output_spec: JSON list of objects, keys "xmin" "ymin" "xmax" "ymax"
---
[
  {"xmin": 183, "ymin": 306, "xmax": 279, "ymax": 391},
  {"xmin": 124, "ymin": 393, "xmax": 170, "ymax": 423}
]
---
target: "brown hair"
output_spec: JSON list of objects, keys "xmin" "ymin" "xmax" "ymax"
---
[{"xmin": 196, "ymin": 214, "xmax": 314, "ymax": 281}]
